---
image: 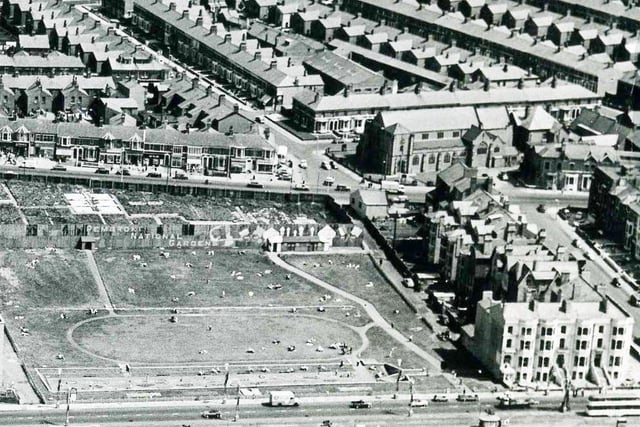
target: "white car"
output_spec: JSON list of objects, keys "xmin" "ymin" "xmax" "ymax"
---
[
  {"xmin": 409, "ymin": 399, "xmax": 428, "ymax": 407},
  {"xmin": 299, "ymin": 160, "xmax": 308, "ymax": 169}
]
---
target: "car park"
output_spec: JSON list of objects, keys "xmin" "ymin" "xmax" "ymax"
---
[{"xmin": 350, "ymin": 400, "xmax": 372, "ymax": 409}]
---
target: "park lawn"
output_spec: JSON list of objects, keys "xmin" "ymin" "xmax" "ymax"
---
[
  {"xmin": 0, "ymin": 249, "xmax": 100, "ymax": 309},
  {"xmin": 95, "ymin": 249, "xmax": 344, "ymax": 310},
  {"xmin": 283, "ymin": 254, "xmax": 441, "ymax": 357},
  {"xmin": 360, "ymin": 326, "xmax": 428, "ymax": 369},
  {"xmin": 4, "ymin": 310, "xmax": 113, "ymax": 368},
  {"xmin": 72, "ymin": 313, "xmax": 361, "ymax": 364}
]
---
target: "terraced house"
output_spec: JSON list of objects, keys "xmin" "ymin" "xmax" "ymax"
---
[
  {"xmin": 0, "ymin": 118, "xmax": 277, "ymax": 174},
  {"xmin": 132, "ymin": 0, "xmax": 324, "ymax": 109}
]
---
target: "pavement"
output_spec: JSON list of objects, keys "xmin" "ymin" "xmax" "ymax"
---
[{"xmin": 1, "ymin": 335, "xmax": 39, "ymax": 404}]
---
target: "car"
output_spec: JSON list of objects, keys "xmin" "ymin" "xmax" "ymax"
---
[
  {"xmin": 201, "ymin": 409, "xmax": 222, "ymax": 419},
  {"xmin": 146, "ymin": 172, "xmax": 162, "ymax": 178},
  {"xmin": 330, "ymin": 161, "xmax": 336, "ymax": 169},
  {"xmin": 293, "ymin": 183, "xmax": 310, "ymax": 191},
  {"xmin": 409, "ymin": 399, "xmax": 428, "ymax": 407},
  {"xmin": 115, "ymin": 169, "xmax": 130, "ymax": 176},
  {"xmin": 323, "ymin": 176, "xmax": 335, "ymax": 186},
  {"xmin": 95, "ymin": 167, "xmax": 109, "ymax": 174},
  {"xmin": 299, "ymin": 160, "xmax": 308, "ymax": 169},
  {"xmin": 278, "ymin": 173, "xmax": 292, "ymax": 181},
  {"xmin": 321, "ymin": 161, "xmax": 329, "ymax": 170},
  {"xmin": 247, "ymin": 181, "xmax": 264, "ymax": 188},
  {"xmin": 349, "ymin": 400, "xmax": 372, "ymax": 409},
  {"xmin": 536, "ymin": 204, "xmax": 546, "ymax": 213},
  {"xmin": 456, "ymin": 393, "xmax": 479, "ymax": 402},
  {"xmin": 612, "ymin": 276, "xmax": 622, "ymax": 288},
  {"xmin": 51, "ymin": 165, "xmax": 67, "ymax": 171},
  {"xmin": 321, "ymin": 421, "xmax": 333, "ymax": 427},
  {"xmin": 335, "ymin": 184, "xmax": 351, "ymax": 192},
  {"xmin": 173, "ymin": 173, "xmax": 188, "ymax": 180},
  {"xmin": 432, "ymin": 395, "xmax": 448, "ymax": 402}
]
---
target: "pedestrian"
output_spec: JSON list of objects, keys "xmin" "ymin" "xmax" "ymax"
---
[{"xmin": 379, "ymin": 258, "xmax": 383, "ymax": 266}]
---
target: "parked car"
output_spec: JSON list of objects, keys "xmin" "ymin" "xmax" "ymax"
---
[
  {"xmin": 201, "ymin": 409, "xmax": 221, "ymax": 419},
  {"xmin": 299, "ymin": 160, "xmax": 308, "ymax": 169},
  {"xmin": 51, "ymin": 165, "xmax": 67, "ymax": 171},
  {"xmin": 349, "ymin": 400, "xmax": 372, "ymax": 409},
  {"xmin": 432, "ymin": 395, "xmax": 448, "ymax": 402},
  {"xmin": 293, "ymin": 183, "xmax": 310, "ymax": 191},
  {"xmin": 409, "ymin": 399, "xmax": 429, "ymax": 407},
  {"xmin": 247, "ymin": 181, "xmax": 264, "ymax": 189},
  {"xmin": 321, "ymin": 161, "xmax": 329, "ymax": 170},
  {"xmin": 335, "ymin": 184, "xmax": 351, "ymax": 192},
  {"xmin": 146, "ymin": 172, "xmax": 162, "ymax": 178},
  {"xmin": 456, "ymin": 393, "xmax": 479, "ymax": 402},
  {"xmin": 323, "ymin": 176, "xmax": 335, "ymax": 186},
  {"xmin": 95, "ymin": 167, "xmax": 109, "ymax": 174},
  {"xmin": 537, "ymin": 204, "xmax": 546, "ymax": 213},
  {"xmin": 173, "ymin": 173, "xmax": 188, "ymax": 180},
  {"xmin": 115, "ymin": 169, "xmax": 130, "ymax": 176}
]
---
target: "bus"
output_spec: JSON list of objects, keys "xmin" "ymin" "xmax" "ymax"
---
[{"xmin": 586, "ymin": 394, "xmax": 640, "ymax": 417}]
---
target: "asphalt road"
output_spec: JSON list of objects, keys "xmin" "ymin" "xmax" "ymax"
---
[{"xmin": 0, "ymin": 396, "xmax": 588, "ymax": 426}]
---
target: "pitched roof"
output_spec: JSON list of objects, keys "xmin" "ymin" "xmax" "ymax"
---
[
  {"xmin": 355, "ymin": 189, "xmax": 388, "ymax": 206},
  {"xmin": 377, "ymin": 106, "xmax": 479, "ymax": 133}
]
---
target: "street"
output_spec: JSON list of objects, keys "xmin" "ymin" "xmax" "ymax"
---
[{"xmin": 0, "ymin": 395, "xmax": 593, "ymax": 427}]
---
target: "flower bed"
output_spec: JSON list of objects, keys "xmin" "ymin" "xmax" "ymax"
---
[{"xmin": 6, "ymin": 181, "xmax": 83, "ymax": 207}]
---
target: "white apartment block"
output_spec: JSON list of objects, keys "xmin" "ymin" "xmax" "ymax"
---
[{"xmin": 462, "ymin": 293, "xmax": 634, "ymax": 389}]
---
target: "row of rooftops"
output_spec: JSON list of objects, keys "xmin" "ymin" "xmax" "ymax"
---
[
  {"xmin": 0, "ymin": 117, "xmax": 272, "ymax": 150},
  {"xmin": 0, "ymin": 51, "xmax": 84, "ymax": 70},
  {"xmin": 133, "ymin": 0, "xmax": 325, "ymax": 89},
  {"xmin": 294, "ymin": 81, "xmax": 600, "ymax": 113},
  {"xmin": 4, "ymin": 0, "xmax": 169, "ymax": 76},
  {"xmin": 336, "ymin": 0, "xmax": 634, "ymax": 89}
]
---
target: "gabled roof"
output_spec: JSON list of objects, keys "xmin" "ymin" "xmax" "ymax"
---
[
  {"xmin": 515, "ymin": 106, "xmax": 558, "ymax": 131},
  {"xmin": 354, "ymin": 189, "xmax": 388, "ymax": 206}
]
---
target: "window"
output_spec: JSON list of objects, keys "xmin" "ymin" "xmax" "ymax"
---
[
  {"xmin": 443, "ymin": 153, "xmax": 451, "ymax": 163},
  {"xmin": 559, "ymin": 338, "xmax": 565, "ymax": 349},
  {"xmin": 523, "ymin": 357, "xmax": 528, "ymax": 367},
  {"xmin": 506, "ymin": 339, "xmax": 512, "ymax": 348},
  {"xmin": 428, "ymin": 155, "xmax": 435, "ymax": 164},
  {"xmin": 579, "ymin": 357, "xmax": 586, "ymax": 367},
  {"xmin": 539, "ymin": 340, "xmax": 545, "ymax": 351},
  {"xmin": 526, "ymin": 328, "xmax": 532, "ymax": 335},
  {"xmin": 422, "ymin": 133, "xmax": 429, "ymax": 139},
  {"xmin": 525, "ymin": 341, "xmax": 530, "ymax": 350},
  {"xmin": 598, "ymin": 325, "xmax": 604, "ymax": 334},
  {"xmin": 544, "ymin": 161, "xmax": 550, "ymax": 170},
  {"xmin": 545, "ymin": 341, "xmax": 552, "ymax": 351},
  {"xmin": 581, "ymin": 341, "xmax": 588, "ymax": 350},
  {"xmin": 507, "ymin": 326, "xmax": 513, "ymax": 334},
  {"xmin": 597, "ymin": 338, "xmax": 603, "ymax": 348},
  {"xmin": 543, "ymin": 357, "xmax": 549, "ymax": 367},
  {"xmin": 546, "ymin": 328, "xmax": 553, "ymax": 336},
  {"xmin": 452, "ymin": 131, "xmax": 460, "ymax": 137},
  {"xmin": 615, "ymin": 357, "xmax": 621, "ymax": 366},
  {"xmin": 538, "ymin": 357, "xmax": 543, "ymax": 368},
  {"xmin": 477, "ymin": 146, "xmax": 488, "ymax": 154},
  {"xmin": 437, "ymin": 132, "xmax": 444, "ymax": 139},
  {"xmin": 504, "ymin": 355, "xmax": 512, "ymax": 364},
  {"xmin": 617, "ymin": 328, "xmax": 624, "ymax": 335}
]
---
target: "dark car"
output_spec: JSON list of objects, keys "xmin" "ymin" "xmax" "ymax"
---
[
  {"xmin": 51, "ymin": 165, "xmax": 67, "ymax": 171},
  {"xmin": 335, "ymin": 184, "xmax": 351, "ymax": 192},
  {"xmin": 95, "ymin": 168, "xmax": 110, "ymax": 174},
  {"xmin": 115, "ymin": 169, "xmax": 130, "ymax": 176},
  {"xmin": 173, "ymin": 173, "xmax": 188, "ymax": 180},
  {"xmin": 201, "ymin": 409, "xmax": 221, "ymax": 419},
  {"xmin": 146, "ymin": 172, "xmax": 162, "ymax": 178},
  {"xmin": 536, "ymin": 204, "xmax": 546, "ymax": 213},
  {"xmin": 349, "ymin": 400, "xmax": 372, "ymax": 409},
  {"xmin": 247, "ymin": 181, "xmax": 264, "ymax": 189}
]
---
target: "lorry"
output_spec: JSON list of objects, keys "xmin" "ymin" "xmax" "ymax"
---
[{"xmin": 269, "ymin": 391, "xmax": 300, "ymax": 407}]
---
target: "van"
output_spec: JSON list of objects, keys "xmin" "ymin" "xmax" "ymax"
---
[{"xmin": 269, "ymin": 391, "xmax": 299, "ymax": 407}]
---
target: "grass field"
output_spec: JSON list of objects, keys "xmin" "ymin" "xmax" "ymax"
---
[
  {"xmin": 95, "ymin": 249, "xmax": 345, "ymax": 309},
  {"xmin": 0, "ymin": 249, "xmax": 100, "ymax": 309},
  {"xmin": 72, "ymin": 313, "xmax": 361, "ymax": 364},
  {"xmin": 283, "ymin": 254, "xmax": 448, "ymax": 366}
]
